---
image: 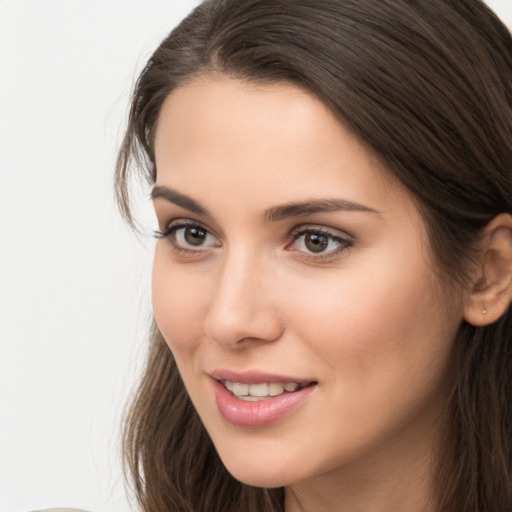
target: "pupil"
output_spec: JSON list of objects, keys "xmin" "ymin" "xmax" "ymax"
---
[
  {"xmin": 185, "ymin": 226, "xmax": 206, "ymax": 245},
  {"xmin": 305, "ymin": 233, "xmax": 328, "ymax": 252}
]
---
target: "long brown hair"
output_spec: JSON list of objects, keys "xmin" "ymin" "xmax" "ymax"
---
[{"xmin": 116, "ymin": 1, "xmax": 512, "ymax": 510}]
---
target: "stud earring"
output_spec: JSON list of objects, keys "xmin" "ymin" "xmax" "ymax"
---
[{"xmin": 483, "ymin": 306, "xmax": 487, "ymax": 315}]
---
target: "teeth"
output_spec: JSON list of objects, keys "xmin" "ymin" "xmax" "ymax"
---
[
  {"xmin": 248, "ymin": 383, "xmax": 269, "ymax": 397},
  {"xmin": 239, "ymin": 396, "xmax": 262, "ymax": 401},
  {"xmin": 269, "ymin": 383, "xmax": 285, "ymax": 396},
  {"xmin": 232, "ymin": 383, "xmax": 249, "ymax": 396},
  {"xmin": 223, "ymin": 380, "xmax": 306, "ymax": 399}
]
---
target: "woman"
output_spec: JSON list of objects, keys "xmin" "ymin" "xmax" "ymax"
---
[{"xmin": 116, "ymin": 0, "xmax": 512, "ymax": 511}]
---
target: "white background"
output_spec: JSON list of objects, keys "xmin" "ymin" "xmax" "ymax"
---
[
  {"xmin": 1, "ymin": 1, "xmax": 511, "ymax": 511},
  {"xmin": 0, "ymin": 2, "xmax": 198, "ymax": 511}
]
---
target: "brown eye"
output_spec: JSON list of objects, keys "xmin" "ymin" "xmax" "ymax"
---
[
  {"xmin": 162, "ymin": 222, "xmax": 220, "ymax": 252},
  {"xmin": 155, "ymin": 221, "xmax": 220, "ymax": 252},
  {"xmin": 304, "ymin": 233, "xmax": 329, "ymax": 253},
  {"xmin": 287, "ymin": 227, "xmax": 353, "ymax": 258},
  {"xmin": 184, "ymin": 226, "xmax": 207, "ymax": 246}
]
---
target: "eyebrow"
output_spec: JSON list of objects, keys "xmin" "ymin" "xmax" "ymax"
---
[
  {"xmin": 151, "ymin": 185, "xmax": 210, "ymax": 216},
  {"xmin": 264, "ymin": 199, "xmax": 380, "ymax": 222},
  {"xmin": 151, "ymin": 185, "xmax": 379, "ymax": 221}
]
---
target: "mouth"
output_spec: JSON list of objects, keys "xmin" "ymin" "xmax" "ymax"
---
[
  {"xmin": 211, "ymin": 372, "xmax": 318, "ymax": 427},
  {"xmin": 212, "ymin": 376, "xmax": 318, "ymax": 427},
  {"xmin": 220, "ymin": 380, "xmax": 316, "ymax": 401}
]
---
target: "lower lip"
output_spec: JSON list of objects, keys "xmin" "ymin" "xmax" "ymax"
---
[{"xmin": 212, "ymin": 379, "xmax": 316, "ymax": 428}]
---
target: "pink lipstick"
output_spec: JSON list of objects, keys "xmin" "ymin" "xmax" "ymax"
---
[{"xmin": 210, "ymin": 370, "xmax": 317, "ymax": 428}]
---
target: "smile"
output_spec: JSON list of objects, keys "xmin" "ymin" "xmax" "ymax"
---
[
  {"xmin": 212, "ymin": 376, "xmax": 317, "ymax": 428},
  {"xmin": 222, "ymin": 380, "xmax": 309, "ymax": 401}
]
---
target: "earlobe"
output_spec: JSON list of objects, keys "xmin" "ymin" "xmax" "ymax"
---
[{"xmin": 464, "ymin": 213, "xmax": 512, "ymax": 327}]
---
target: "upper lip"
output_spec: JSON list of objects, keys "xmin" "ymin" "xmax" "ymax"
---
[{"xmin": 210, "ymin": 369, "xmax": 316, "ymax": 385}]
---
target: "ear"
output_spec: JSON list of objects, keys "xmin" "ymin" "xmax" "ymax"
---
[{"xmin": 464, "ymin": 213, "xmax": 512, "ymax": 326}]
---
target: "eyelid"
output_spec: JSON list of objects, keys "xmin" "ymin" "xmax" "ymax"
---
[
  {"xmin": 154, "ymin": 218, "xmax": 221, "ymax": 251},
  {"xmin": 155, "ymin": 218, "xmax": 212, "ymax": 237},
  {"xmin": 154, "ymin": 218, "xmax": 353, "ymax": 260},
  {"xmin": 287, "ymin": 225, "xmax": 354, "ymax": 259},
  {"xmin": 290, "ymin": 224, "xmax": 353, "ymax": 240}
]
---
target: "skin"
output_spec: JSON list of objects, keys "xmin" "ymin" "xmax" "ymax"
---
[{"xmin": 151, "ymin": 76, "xmax": 467, "ymax": 512}]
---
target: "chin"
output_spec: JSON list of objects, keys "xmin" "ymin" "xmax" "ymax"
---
[
  {"xmin": 216, "ymin": 449, "xmax": 299, "ymax": 488},
  {"xmin": 225, "ymin": 465, "xmax": 293, "ymax": 489}
]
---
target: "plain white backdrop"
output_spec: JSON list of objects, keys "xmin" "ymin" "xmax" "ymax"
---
[
  {"xmin": 1, "ymin": 1, "xmax": 511, "ymax": 511},
  {"xmin": 0, "ymin": 2, "xmax": 199, "ymax": 511}
]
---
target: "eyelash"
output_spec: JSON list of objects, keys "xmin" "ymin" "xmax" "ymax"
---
[
  {"xmin": 288, "ymin": 227, "xmax": 353, "ymax": 260},
  {"xmin": 154, "ymin": 221, "xmax": 353, "ymax": 260},
  {"xmin": 154, "ymin": 220, "xmax": 218, "ymax": 256}
]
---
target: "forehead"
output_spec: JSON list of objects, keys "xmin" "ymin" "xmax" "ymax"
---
[{"xmin": 153, "ymin": 76, "xmax": 407, "ymax": 215}]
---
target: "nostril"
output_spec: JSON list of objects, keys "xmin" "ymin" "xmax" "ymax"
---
[{"xmin": 204, "ymin": 302, "xmax": 285, "ymax": 348}]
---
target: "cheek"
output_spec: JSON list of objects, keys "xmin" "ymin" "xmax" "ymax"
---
[
  {"xmin": 278, "ymin": 260, "xmax": 461, "ymax": 464},
  {"xmin": 152, "ymin": 251, "xmax": 209, "ymax": 354},
  {"xmin": 285, "ymin": 255, "xmax": 459, "ymax": 392}
]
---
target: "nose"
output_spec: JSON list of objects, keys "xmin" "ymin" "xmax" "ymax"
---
[{"xmin": 204, "ymin": 249, "xmax": 284, "ymax": 348}]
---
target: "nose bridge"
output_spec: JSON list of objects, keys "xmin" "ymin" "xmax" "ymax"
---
[{"xmin": 204, "ymin": 244, "xmax": 282, "ymax": 347}]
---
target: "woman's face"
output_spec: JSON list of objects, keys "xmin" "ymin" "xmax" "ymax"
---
[{"xmin": 152, "ymin": 76, "xmax": 464, "ymax": 489}]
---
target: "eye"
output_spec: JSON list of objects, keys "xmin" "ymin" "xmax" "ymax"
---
[
  {"xmin": 175, "ymin": 225, "xmax": 211, "ymax": 246},
  {"xmin": 287, "ymin": 227, "xmax": 353, "ymax": 257},
  {"xmin": 155, "ymin": 221, "xmax": 220, "ymax": 252}
]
